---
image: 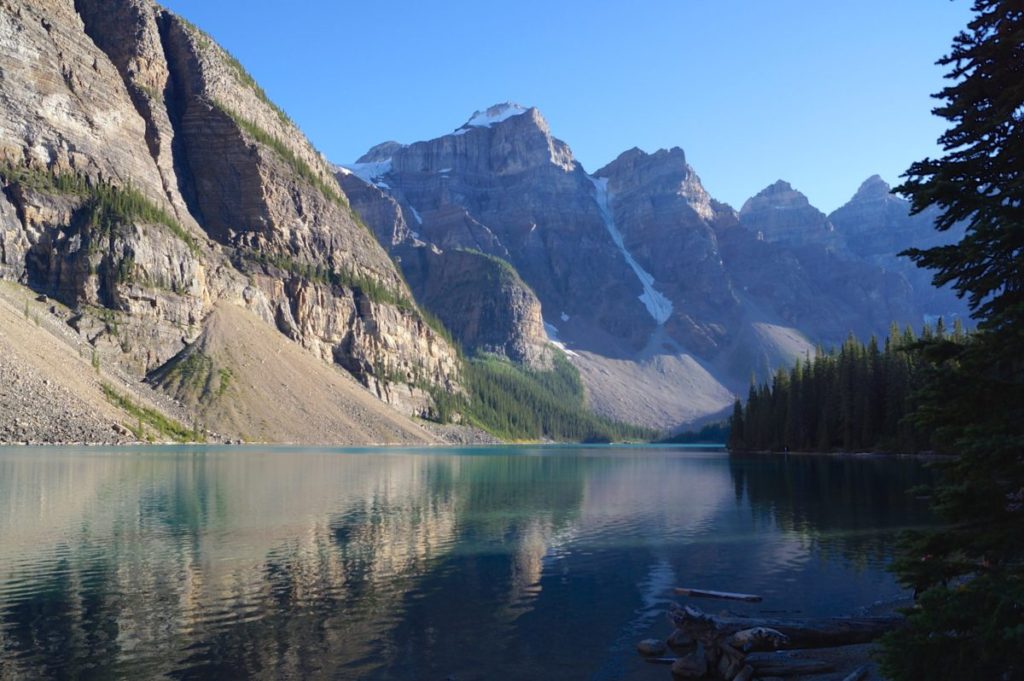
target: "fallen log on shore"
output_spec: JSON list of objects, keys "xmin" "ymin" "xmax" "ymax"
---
[
  {"xmin": 671, "ymin": 604, "xmax": 902, "ymax": 650},
  {"xmin": 639, "ymin": 590, "xmax": 902, "ymax": 679},
  {"xmin": 673, "ymin": 587, "xmax": 763, "ymax": 603}
]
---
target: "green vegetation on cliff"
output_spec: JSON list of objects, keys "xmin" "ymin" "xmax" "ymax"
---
[
  {"xmin": 242, "ymin": 250, "xmax": 415, "ymax": 311},
  {"xmin": 178, "ymin": 16, "xmax": 294, "ymax": 128},
  {"xmin": 432, "ymin": 353, "xmax": 652, "ymax": 442},
  {"xmin": 0, "ymin": 162, "xmax": 199, "ymax": 255},
  {"xmin": 212, "ymin": 102, "xmax": 346, "ymax": 207},
  {"xmin": 86, "ymin": 180, "xmax": 199, "ymax": 256},
  {"xmin": 100, "ymin": 382, "xmax": 202, "ymax": 443}
]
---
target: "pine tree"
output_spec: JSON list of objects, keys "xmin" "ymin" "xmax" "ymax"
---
[
  {"xmin": 727, "ymin": 399, "xmax": 744, "ymax": 450},
  {"xmin": 881, "ymin": 3, "xmax": 1024, "ymax": 678}
]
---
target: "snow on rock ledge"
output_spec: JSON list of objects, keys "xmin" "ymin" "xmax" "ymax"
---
[{"xmin": 454, "ymin": 102, "xmax": 530, "ymax": 135}]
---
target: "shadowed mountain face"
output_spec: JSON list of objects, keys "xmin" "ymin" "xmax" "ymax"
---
[
  {"xmin": 341, "ymin": 104, "xmax": 968, "ymax": 430},
  {"xmin": 828, "ymin": 175, "xmax": 968, "ymax": 318}
]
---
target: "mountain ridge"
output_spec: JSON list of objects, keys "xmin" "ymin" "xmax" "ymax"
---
[{"xmin": 339, "ymin": 102, "xmax": 968, "ymax": 430}]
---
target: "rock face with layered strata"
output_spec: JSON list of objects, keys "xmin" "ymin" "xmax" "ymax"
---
[
  {"xmin": 338, "ymin": 170, "xmax": 552, "ymax": 367},
  {"xmin": 346, "ymin": 103, "xmax": 658, "ymax": 353},
  {"xmin": 0, "ymin": 0, "xmax": 460, "ymax": 438},
  {"xmin": 739, "ymin": 180, "xmax": 838, "ymax": 248}
]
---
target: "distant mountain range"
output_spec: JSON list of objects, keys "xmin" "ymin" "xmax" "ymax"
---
[{"xmin": 338, "ymin": 103, "xmax": 967, "ymax": 430}]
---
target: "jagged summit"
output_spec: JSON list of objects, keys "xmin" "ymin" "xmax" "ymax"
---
[
  {"xmin": 850, "ymin": 174, "xmax": 893, "ymax": 201},
  {"xmin": 760, "ymin": 179, "xmax": 797, "ymax": 196},
  {"xmin": 741, "ymin": 180, "xmax": 814, "ymax": 212},
  {"xmin": 597, "ymin": 146, "xmax": 688, "ymax": 173},
  {"xmin": 740, "ymin": 180, "xmax": 835, "ymax": 246},
  {"xmin": 456, "ymin": 102, "xmax": 531, "ymax": 132}
]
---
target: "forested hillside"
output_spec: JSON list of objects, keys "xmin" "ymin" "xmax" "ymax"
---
[
  {"xmin": 728, "ymin": 320, "xmax": 966, "ymax": 453},
  {"xmin": 433, "ymin": 353, "xmax": 652, "ymax": 442}
]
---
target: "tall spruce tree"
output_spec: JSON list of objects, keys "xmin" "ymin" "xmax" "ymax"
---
[{"xmin": 881, "ymin": 2, "xmax": 1024, "ymax": 678}]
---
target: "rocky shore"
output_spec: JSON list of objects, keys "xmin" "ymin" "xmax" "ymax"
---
[{"xmin": 0, "ymin": 350, "xmax": 131, "ymax": 446}]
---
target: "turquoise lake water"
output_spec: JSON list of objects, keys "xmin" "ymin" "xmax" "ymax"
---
[{"xmin": 0, "ymin": 446, "xmax": 934, "ymax": 680}]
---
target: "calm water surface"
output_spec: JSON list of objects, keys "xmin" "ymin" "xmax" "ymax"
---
[{"xmin": 0, "ymin": 446, "xmax": 934, "ymax": 680}]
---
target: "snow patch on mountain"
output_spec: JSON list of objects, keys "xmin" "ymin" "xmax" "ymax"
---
[
  {"xmin": 454, "ymin": 103, "xmax": 529, "ymax": 135},
  {"xmin": 340, "ymin": 159, "xmax": 392, "ymax": 186},
  {"xmin": 589, "ymin": 177, "xmax": 674, "ymax": 324},
  {"xmin": 544, "ymin": 322, "xmax": 579, "ymax": 357}
]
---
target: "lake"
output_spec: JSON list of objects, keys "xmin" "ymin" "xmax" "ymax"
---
[{"xmin": 0, "ymin": 446, "xmax": 934, "ymax": 680}]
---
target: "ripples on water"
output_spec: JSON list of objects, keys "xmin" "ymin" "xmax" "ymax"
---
[{"xmin": 0, "ymin": 446, "xmax": 934, "ymax": 680}]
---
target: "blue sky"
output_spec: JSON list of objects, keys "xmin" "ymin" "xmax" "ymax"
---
[{"xmin": 160, "ymin": 0, "xmax": 971, "ymax": 213}]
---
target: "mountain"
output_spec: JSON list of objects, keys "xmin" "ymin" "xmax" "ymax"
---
[
  {"xmin": 739, "ymin": 180, "xmax": 838, "ymax": 247},
  {"xmin": 0, "ymin": 1, "xmax": 967, "ymax": 442},
  {"xmin": 828, "ymin": 175, "xmax": 968, "ymax": 319},
  {"xmin": 0, "ymin": 0, "xmax": 462, "ymax": 443},
  {"xmin": 341, "ymin": 103, "xmax": 968, "ymax": 430}
]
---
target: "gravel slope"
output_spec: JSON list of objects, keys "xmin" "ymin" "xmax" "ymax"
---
[
  {"xmin": 0, "ymin": 285, "xmax": 145, "ymax": 444},
  {"xmin": 151, "ymin": 303, "xmax": 441, "ymax": 445}
]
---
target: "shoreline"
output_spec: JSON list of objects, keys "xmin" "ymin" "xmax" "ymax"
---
[{"xmin": 729, "ymin": 448, "xmax": 956, "ymax": 461}]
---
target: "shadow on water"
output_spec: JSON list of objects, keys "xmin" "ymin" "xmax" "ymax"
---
[
  {"xmin": 728, "ymin": 453, "xmax": 938, "ymax": 568},
  {"xmin": 0, "ymin": 447, "xmax": 936, "ymax": 680}
]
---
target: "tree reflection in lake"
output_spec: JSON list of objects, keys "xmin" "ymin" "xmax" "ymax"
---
[
  {"xmin": 0, "ymin": 447, "xmax": 935, "ymax": 680},
  {"xmin": 728, "ymin": 452, "xmax": 937, "ymax": 570}
]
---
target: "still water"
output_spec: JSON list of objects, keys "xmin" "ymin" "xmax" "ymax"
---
[{"xmin": 0, "ymin": 446, "xmax": 934, "ymax": 680}]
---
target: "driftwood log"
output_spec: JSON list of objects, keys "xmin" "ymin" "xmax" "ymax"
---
[
  {"xmin": 673, "ymin": 587, "xmax": 763, "ymax": 603},
  {"xmin": 841, "ymin": 664, "xmax": 870, "ymax": 681},
  {"xmin": 640, "ymin": 590, "xmax": 900, "ymax": 679},
  {"xmin": 671, "ymin": 604, "xmax": 902, "ymax": 650}
]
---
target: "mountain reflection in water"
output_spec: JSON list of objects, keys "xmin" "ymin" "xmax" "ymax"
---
[{"xmin": 0, "ymin": 446, "xmax": 934, "ymax": 680}]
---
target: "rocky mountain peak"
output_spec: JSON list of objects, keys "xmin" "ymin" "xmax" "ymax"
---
[
  {"xmin": 357, "ymin": 141, "xmax": 405, "ymax": 164},
  {"xmin": 598, "ymin": 146, "xmax": 688, "ymax": 178},
  {"xmin": 745, "ymin": 180, "xmax": 804, "ymax": 205},
  {"xmin": 450, "ymin": 102, "xmax": 556, "ymax": 143},
  {"xmin": 458, "ymin": 102, "xmax": 531, "ymax": 130},
  {"xmin": 347, "ymin": 102, "xmax": 576, "ymax": 180},
  {"xmin": 849, "ymin": 174, "xmax": 894, "ymax": 203},
  {"xmin": 596, "ymin": 146, "xmax": 714, "ymax": 221},
  {"xmin": 740, "ymin": 180, "xmax": 835, "ymax": 246}
]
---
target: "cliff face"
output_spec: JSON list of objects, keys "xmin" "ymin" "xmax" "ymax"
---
[
  {"xmin": 401, "ymin": 247, "xmax": 552, "ymax": 368},
  {"xmin": 346, "ymin": 104, "xmax": 657, "ymax": 353},
  {"xmin": 338, "ymin": 171, "xmax": 551, "ymax": 367},
  {"xmin": 0, "ymin": 0, "xmax": 460, "ymax": 434}
]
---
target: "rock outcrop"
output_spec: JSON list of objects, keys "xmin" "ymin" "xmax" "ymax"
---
[
  {"xmin": 739, "ymin": 180, "xmax": 838, "ymax": 248},
  {"xmin": 402, "ymin": 247, "xmax": 552, "ymax": 367},
  {"xmin": 338, "ymin": 170, "xmax": 552, "ymax": 367},
  {"xmin": 0, "ymin": 0, "xmax": 461, "ymax": 441}
]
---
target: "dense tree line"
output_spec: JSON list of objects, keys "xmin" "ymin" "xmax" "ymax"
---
[{"xmin": 729, "ymin": 320, "xmax": 966, "ymax": 454}]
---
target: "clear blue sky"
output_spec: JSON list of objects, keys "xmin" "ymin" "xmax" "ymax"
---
[{"xmin": 160, "ymin": 0, "xmax": 971, "ymax": 213}]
